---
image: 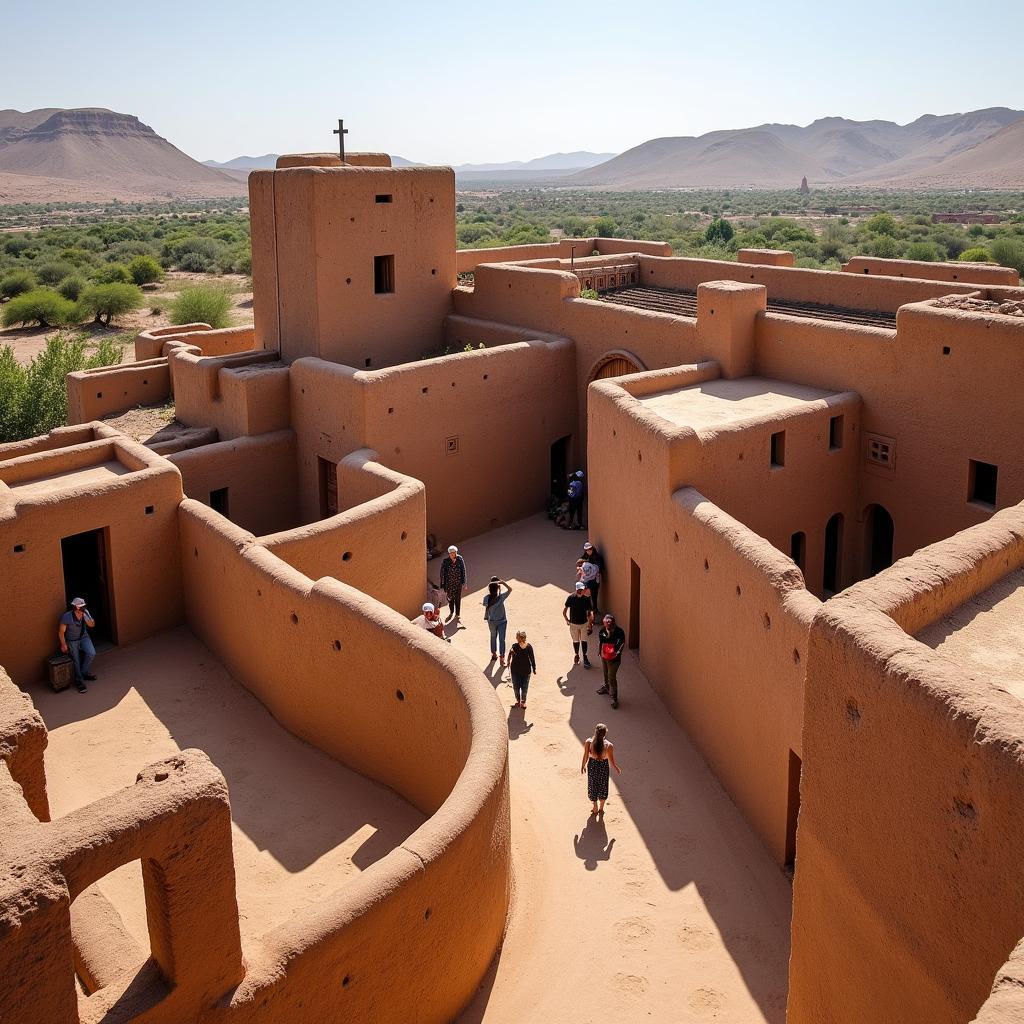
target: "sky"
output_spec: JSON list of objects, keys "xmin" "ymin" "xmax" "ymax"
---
[{"xmin": 2, "ymin": 0, "xmax": 1022, "ymax": 164}]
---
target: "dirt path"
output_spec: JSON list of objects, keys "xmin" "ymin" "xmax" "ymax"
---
[{"xmin": 453, "ymin": 515, "xmax": 792, "ymax": 1023}]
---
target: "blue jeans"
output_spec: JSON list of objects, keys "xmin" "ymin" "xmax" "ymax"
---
[
  {"xmin": 68, "ymin": 635, "xmax": 96, "ymax": 681},
  {"xmin": 488, "ymin": 619, "xmax": 507, "ymax": 656},
  {"xmin": 511, "ymin": 671, "xmax": 530, "ymax": 703}
]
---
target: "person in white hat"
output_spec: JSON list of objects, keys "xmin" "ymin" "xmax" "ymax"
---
[
  {"xmin": 413, "ymin": 602, "xmax": 449, "ymax": 642},
  {"xmin": 562, "ymin": 580, "xmax": 595, "ymax": 668},
  {"xmin": 578, "ymin": 541, "xmax": 604, "ymax": 614},
  {"xmin": 58, "ymin": 597, "xmax": 96, "ymax": 693},
  {"xmin": 435, "ymin": 545, "xmax": 467, "ymax": 622}
]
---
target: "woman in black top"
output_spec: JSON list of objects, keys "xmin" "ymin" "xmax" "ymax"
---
[
  {"xmin": 508, "ymin": 630, "xmax": 537, "ymax": 708},
  {"xmin": 596, "ymin": 613, "xmax": 626, "ymax": 709}
]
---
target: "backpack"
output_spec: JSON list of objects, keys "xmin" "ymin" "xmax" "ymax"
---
[{"xmin": 568, "ymin": 480, "xmax": 582, "ymax": 500}]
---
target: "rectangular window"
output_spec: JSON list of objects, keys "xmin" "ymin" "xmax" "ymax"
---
[
  {"xmin": 790, "ymin": 531, "xmax": 806, "ymax": 570},
  {"xmin": 829, "ymin": 415, "xmax": 844, "ymax": 450},
  {"xmin": 374, "ymin": 254, "xmax": 395, "ymax": 294},
  {"xmin": 375, "ymin": 194, "xmax": 393, "ymax": 204},
  {"xmin": 865, "ymin": 433, "xmax": 896, "ymax": 472},
  {"xmin": 968, "ymin": 460, "xmax": 998, "ymax": 509},
  {"xmin": 210, "ymin": 487, "xmax": 230, "ymax": 518},
  {"xmin": 770, "ymin": 430, "xmax": 786, "ymax": 468}
]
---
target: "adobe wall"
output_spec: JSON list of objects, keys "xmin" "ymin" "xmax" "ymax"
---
[
  {"xmin": 756, "ymin": 304, "xmax": 1024, "ymax": 565},
  {"xmin": 737, "ymin": 248, "xmax": 795, "ymax": 267},
  {"xmin": 454, "ymin": 236, "xmax": 671, "ymax": 275},
  {"xmin": 842, "ymin": 255, "xmax": 1020, "ymax": 286},
  {"xmin": 167, "ymin": 429, "xmax": 299, "ymax": 536},
  {"xmin": 0, "ymin": 432, "xmax": 184, "ymax": 685},
  {"xmin": 790, "ymin": 504, "xmax": 1024, "ymax": 1023},
  {"xmin": 640, "ymin": 254, "xmax": 1024, "ymax": 312},
  {"xmin": 261, "ymin": 450, "xmax": 425, "ymax": 616},
  {"xmin": 587, "ymin": 369, "xmax": 819, "ymax": 862},
  {"xmin": 177, "ymin": 500, "xmax": 511, "ymax": 1022},
  {"xmin": 290, "ymin": 333, "xmax": 577, "ymax": 543},
  {"xmin": 135, "ymin": 322, "xmax": 212, "ymax": 361},
  {"xmin": 250, "ymin": 165, "xmax": 456, "ymax": 366},
  {"xmin": 67, "ymin": 359, "xmax": 170, "ymax": 424},
  {"xmin": 972, "ymin": 939, "xmax": 1024, "ymax": 1023}
]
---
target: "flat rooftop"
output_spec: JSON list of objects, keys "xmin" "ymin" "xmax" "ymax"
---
[
  {"xmin": 33, "ymin": 627, "xmax": 424, "ymax": 954},
  {"xmin": 916, "ymin": 567, "xmax": 1024, "ymax": 703},
  {"xmin": 637, "ymin": 376, "xmax": 842, "ymax": 436},
  {"xmin": 6, "ymin": 459, "xmax": 130, "ymax": 498}
]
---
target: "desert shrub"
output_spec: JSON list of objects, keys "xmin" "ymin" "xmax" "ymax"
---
[
  {"xmin": 959, "ymin": 247, "xmax": 992, "ymax": 262},
  {"xmin": 57, "ymin": 275, "xmax": 87, "ymax": 301},
  {"xmin": 905, "ymin": 241, "xmax": 940, "ymax": 262},
  {"xmin": 78, "ymin": 283, "xmax": 143, "ymax": 325},
  {"xmin": 1, "ymin": 289, "xmax": 76, "ymax": 328},
  {"xmin": 177, "ymin": 251, "xmax": 211, "ymax": 272},
  {"xmin": 170, "ymin": 283, "xmax": 232, "ymax": 328},
  {"xmin": 704, "ymin": 218, "xmax": 734, "ymax": 244},
  {"xmin": 864, "ymin": 212, "xmax": 899, "ymax": 236},
  {"xmin": 127, "ymin": 254, "xmax": 163, "ymax": 285},
  {"xmin": 0, "ymin": 333, "xmax": 123, "ymax": 442},
  {"xmin": 991, "ymin": 237, "xmax": 1024, "ymax": 277},
  {"xmin": 94, "ymin": 262, "xmax": 132, "ymax": 284},
  {"xmin": 1, "ymin": 269, "xmax": 37, "ymax": 299},
  {"xmin": 35, "ymin": 261, "xmax": 75, "ymax": 286},
  {"xmin": 869, "ymin": 234, "xmax": 902, "ymax": 259},
  {"xmin": 580, "ymin": 288, "xmax": 600, "ymax": 300}
]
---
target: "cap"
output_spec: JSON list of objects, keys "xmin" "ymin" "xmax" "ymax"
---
[
  {"xmin": 576, "ymin": 470, "xmax": 585, "ymax": 478},
  {"xmin": 71, "ymin": 597, "xmax": 86, "ymax": 608},
  {"xmin": 603, "ymin": 613, "xmax": 615, "ymax": 621},
  {"xmin": 583, "ymin": 542, "xmax": 594, "ymax": 549},
  {"xmin": 422, "ymin": 602, "xmax": 435, "ymax": 613},
  {"xmin": 575, "ymin": 581, "xmax": 586, "ymax": 590},
  {"xmin": 448, "ymin": 545, "xmax": 458, "ymax": 553}
]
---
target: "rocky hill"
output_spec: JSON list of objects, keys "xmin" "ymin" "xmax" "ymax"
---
[
  {"xmin": 570, "ymin": 108, "xmax": 1024, "ymax": 189},
  {"xmin": 0, "ymin": 108, "xmax": 246, "ymax": 202}
]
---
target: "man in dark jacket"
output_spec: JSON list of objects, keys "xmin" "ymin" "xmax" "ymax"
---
[
  {"xmin": 436, "ymin": 545, "xmax": 468, "ymax": 622},
  {"xmin": 596, "ymin": 612, "xmax": 626, "ymax": 709}
]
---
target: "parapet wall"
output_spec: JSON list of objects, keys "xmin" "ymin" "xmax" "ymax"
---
[
  {"xmin": 455, "ymin": 236, "xmax": 671, "ymax": 274},
  {"xmin": 842, "ymin": 255, "xmax": 1020, "ymax": 286},
  {"xmin": 67, "ymin": 359, "xmax": 170, "ymax": 424}
]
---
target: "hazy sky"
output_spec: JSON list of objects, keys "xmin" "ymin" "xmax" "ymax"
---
[{"xmin": 3, "ymin": 0, "xmax": 1022, "ymax": 164}]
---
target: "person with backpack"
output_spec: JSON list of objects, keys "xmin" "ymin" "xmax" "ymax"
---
[
  {"xmin": 566, "ymin": 470, "xmax": 585, "ymax": 530},
  {"xmin": 596, "ymin": 612, "xmax": 626, "ymax": 709}
]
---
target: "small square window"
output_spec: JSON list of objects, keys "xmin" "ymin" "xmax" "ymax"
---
[
  {"xmin": 968, "ymin": 460, "xmax": 997, "ymax": 509},
  {"xmin": 770, "ymin": 431, "xmax": 786, "ymax": 468},
  {"xmin": 865, "ymin": 433, "xmax": 896, "ymax": 472},
  {"xmin": 13, "ymin": 544, "xmax": 25, "ymax": 553},
  {"xmin": 829, "ymin": 415, "xmax": 844, "ymax": 451},
  {"xmin": 144, "ymin": 505, "xmax": 155, "ymax": 516},
  {"xmin": 375, "ymin": 194, "xmax": 393, "ymax": 204},
  {"xmin": 374, "ymin": 254, "xmax": 395, "ymax": 294}
]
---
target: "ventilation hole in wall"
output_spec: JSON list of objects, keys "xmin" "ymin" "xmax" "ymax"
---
[
  {"xmin": 193, "ymin": 547, "xmax": 199, "ymax": 558},
  {"xmin": 144, "ymin": 505, "xmax": 154, "ymax": 515},
  {"xmin": 13, "ymin": 544, "xmax": 25, "ymax": 553},
  {"xmin": 388, "ymin": 407, "xmax": 394, "ymax": 414},
  {"xmin": 637, "ymin": 450, "xmax": 642, "ymax": 462},
  {"xmin": 736, "ymin": 585, "xmax": 742, "ymax": 596},
  {"xmin": 401, "ymin": 531, "xmax": 408, "ymax": 541},
  {"xmin": 431, "ymin": 268, "xmax": 437, "ymax": 275},
  {"xmin": 350, "ymin": 217, "xmax": 355, "ymax": 223},
  {"xmin": 763, "ymin": 613, "xmax": 771, "ymax": 630},
  {"xmin": 342, "ymin": 975, "xmax": 351, "ymax": 988},
  {"xmin": 508, "ymin": 283, "xmax": 512, "ymax": 289},
  {"xmin": 332, "ymin": 639, "xmax": 342, "ymax": 651},
  {"xmin": 342, "ymin": 551, "xmax": 353, "ymax": 562},
  {"xmin": 942, "ymin": 346, "xmax": 951, "ymax": 355},
  {"xmin": 396, "ymin": 689, "xmax": 405, "ymax": 701},
  {"xmin": 291, "ymin": 612, "xmax": 299, "ymax": 625},
  {"xmin": 483, "ymin": 373, "xmax": 489, "ymax": 380},
  {"xmin": 365, "ymin": 358, "xmax": 372, "ymax": 368},
  {"xmin": 845, "ymin": 699, "xmax": 860, "ymax": 724},
  {"xmin": 257, "ymin": 589, "xmax": 262, "ymax": 597},
  {"xmin": 673, "ymin": 532, "xmax": 679, "ymax": 543},
  {"xmin": 703, "ymin": 559, "xmax": 710, "ymax": 571},
  {"xmin": 96, "ymin": 391, "xmax": 103, "ymax": 398},
  {"xmin": 793, "ymin": 648, "xmax": 801, "ymax": 665},
  {"xmin": 709, "ymin": 309, "xmax": 714, "ymax": 315},
  {"xmin": 346, "ymin": 278, "xmax": 352, "ymax": 285},
  {"xmin": 422, "ymin": 387, "xmax": 429, "ymax": 394},
  {"xmin": 738, "ymin": 452, "xmax": 744, "ymax": 461},
  {"xmin": 612, "ymin": 430, "xmax": 616, "ymax": 437},
  {"xmin": 750, "ymin": 274, "xmax": 755, "ymax": 280},
  {"xmin": 301, "ymin": 387, "xmax": 305, "ymax": 394},
  {"xmin": 424, "ymin": 908, "xmax": 432, "ymax": 921},
  {"xmin": 143, "ymin": 379, "xmax": 148, "ymax": 385}
]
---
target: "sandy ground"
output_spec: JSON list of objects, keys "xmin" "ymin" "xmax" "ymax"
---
[
  {"xmin": 451, "ymin": 516, "xmax": 792, "ymax": 1023},
  {"xmin": 0, "ymin": 270, "xmax": 252, "ymax": 366},
  {"xmin": 32, "ymin": 628, "xmax": 425, "ymax": 952},
  {"xmin": 100, "ymin": 402, "xmax": 178, "ymax": 445}
]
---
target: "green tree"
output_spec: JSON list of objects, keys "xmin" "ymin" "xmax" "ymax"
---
[
  {"xmin": 991, "ymin": 237, "xmax": 1024, "ymax": 276},
  {"xmin": 864, "ymin": 212, "xmax": 898, "ymax": 237},
  {"xmin": 78, "ymin": 283, "xmax": 143, "ymax": 325},
  {"xmin": 127, "ymin": 254, "xmax": 163, "ymax": 286},
  {"xmin": 1, "ymin": 289, "xmax": 76, "ymax": 328},
  {"xmin": 704, "ymin": 218, "xmax": 734, "ymax": 244}
]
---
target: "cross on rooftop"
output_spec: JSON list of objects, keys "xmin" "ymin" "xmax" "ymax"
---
[{"xmin": 333, "ymin": 119, "xmax": 348, "ymax": 162}]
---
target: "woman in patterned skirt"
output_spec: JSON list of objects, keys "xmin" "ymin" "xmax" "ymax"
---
[{"xmin": 580, "ymin": 723, "xmax": 622, "ymax": 815}]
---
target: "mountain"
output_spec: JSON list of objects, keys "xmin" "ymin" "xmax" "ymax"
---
[
  {"xmin": 453, "ymin": 152, "xmax": 616, "ymax": 173},
  {"xmin": 0, "ymin": 108, "xmax": 246, "ymax": 201},
  {"xmin": 570, "ymin": 108, "xmax": 1024, "ymax": 189},
  {"xmin": 203, "ymin": 154, "xmax": 278, "ymax": 170}
]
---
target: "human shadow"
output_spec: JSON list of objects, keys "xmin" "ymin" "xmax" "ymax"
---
[
  {"xmin": 507, "ymin": 707, "xmax": 533, "ymax": 740},
  {"xmin": 573, "ymin": 814, "xmax": 615, "ymax": 870}
]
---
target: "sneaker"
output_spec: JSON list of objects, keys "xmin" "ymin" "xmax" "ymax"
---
[
  {"xmin": 596, "ymin": 685, "xmax": 609, "ymax": 695},
  {"xmin": 582, "ymin": 658, "xmax": 592, "ymax": 669},
  {"xmin": 76, "ymin": 681, "xmax": 88, "ymax": 693},
  {"xmin": 83, "ymin": 673, "xmax": 97, "ymax": 681},
  {"xmin": 611, "ymin": 700, "xmax": 619, "ymax": 709}
]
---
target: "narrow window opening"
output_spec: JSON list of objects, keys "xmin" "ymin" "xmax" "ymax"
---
[
  {"xmin": 375, "ymin": 194, "xmax": 393, "ymax": 204},
  {"xmin": 628, "ymin": 559, "xmax": 641, "ymax": 650},
  {"xmin": 823, "ymin": 513, "xmax": 843, "ymax": 594},
  {"xmin": 785, "ymin": 751, "xmax": 802, "ymax": 874},
  {"xmin": 209, "ymin": 488, "xmax": 230, "ymax": 518},
  {"xmin": 969, "ymin": 460, "xmax": 998, "ymax": 509},
  {"xmin": 374, "ymin": 254, "xmax": 395, "ymax": 294},
  {"xmin": 790, "ymin": 531, "xmax": 806, "ymax": 571},
  {"xmin": 829, "ymin": 415, "xmax": 844, "ymax": 451},
  {"xmin": 770, "ymin": 430, "xmax": 786, "ymax": 468}
]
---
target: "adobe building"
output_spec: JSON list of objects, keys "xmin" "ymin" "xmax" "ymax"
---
[{"xmin": 2, "ymin": 150, "xmax": 1024, "ymax": 1022}]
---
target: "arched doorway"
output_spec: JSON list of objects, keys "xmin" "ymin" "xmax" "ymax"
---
[
  {"xmin": 588, "ymin": 351, "xmax": 646, "ymax": 384},
  {"xmin": 864, "ymin": 504, "xmax": 894, "ymax": 577},
  {"xmin": 823, "ymin": 513, "xmax": 843, "ymax": 595}
]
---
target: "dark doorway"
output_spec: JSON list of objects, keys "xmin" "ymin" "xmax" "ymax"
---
[
  {"xmin": 864, "ymin": 504, "xmax": 894, "ymax": 577},
  {"xmin": 785, "ymin": 750, "xmax": 802, "ymax": 875},
  {"xmin": 550, "ymin": 435, "xmax": 571, "ymax": 503},
  {"xmin": 319, "ymin": 457, "xmax": 338, "ymax": 519},
  {"xmin": 210, "ymin": 487, "xmax": 230, "ymax": 519},
  {"xmin": 628, "ymin": 559, "xmax": 641, "ymax": 650},
  {"xmin": 60, "ymin": 528, "xmax": 115, "ymax": 645},
  {"xmin": 790, "ymin": 531, "xmax": 806, "ymax": 572},
  {"xmin": 823, "ymin": 513, "xmax": 843, "ymax": 595}
]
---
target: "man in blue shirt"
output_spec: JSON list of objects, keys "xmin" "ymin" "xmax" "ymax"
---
[{"xmin": 58, "ymin": 597, "xmax": 96, "ymax": 693}]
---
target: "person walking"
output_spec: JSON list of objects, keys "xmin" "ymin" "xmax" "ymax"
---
[
  {"xmin": 58, "ymin": 597, "xmax": 96, "ymax": 694},
  {"xmin": 563, "ymin": 580, "xmax": 595, "ymax": 668},
  {"xmin": 436, "ymin": 545, "xmax": 467, "ymax": 622},
  {"xmin": 567, "ymin": 470, "xmax": 586, "ymax": 530},
  {"xmin": 508, "ymin": 630, "xmax": 537, "ymax": 708},
  {"xmin": 580, "ymin": 541, "xmax": 604, "ymax": 612},
  {"xmin": 580, "ymin": 723, "xmax": 622, "ymax": 814},
  {"xmin": 596, "ymin": 612, "xmax": 626, "ymax": 708},
  {"xmin": 483, "ymin": 577, "xmax": 512, "ymax": 664},
  {"xmin": 577, "ymin": 557, "xmax": 601, "ymax": 616}
]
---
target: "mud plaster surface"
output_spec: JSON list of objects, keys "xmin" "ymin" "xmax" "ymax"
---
[
  {"xmin": 455, "ymin": 516, "xmax": 792, "ymax": 1024},
  {"xmin": 916, "ymin": 566, "xmax": 1024, "ymax": 702},
  {"xmin": 33, "ymin": 627, "xmax": 425, "ymax": 951}
]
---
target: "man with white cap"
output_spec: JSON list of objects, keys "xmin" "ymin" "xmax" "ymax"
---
[
  {"xmin": 562, "ymin": 580, "xmax": 595, "ymax": 668},
  {"xmin": 579, "ymin": 540, "xmax": 604, "ymax": 613},
  {"xmin": 58, "ymin": 597, "xmax": 96, "ymax": 693},
  {"xmin": 435, "ymin": 545, "xmax": 467, "ymax": 622},
  {"xmin": 413, "ymin": 602, "xmax": 450, "ymax": 642}
]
